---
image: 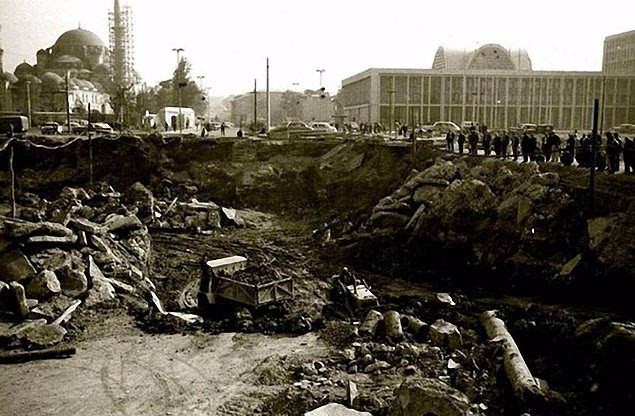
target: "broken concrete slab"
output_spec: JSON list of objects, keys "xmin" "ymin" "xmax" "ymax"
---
[
  {"xmin": 19, "ymin": 321, "xmax": 67, "ymax": 348},
  {"xmin": 390, "ymin": 377, "xmax": 470, "ymax": 416},
  {"xmin": 429, "ymin": 319, "xmax": 463, "ymax": 350},
  {"xmin": 0, "ymin": 249, "xmax": 37, "ymax": 282},
  {"xmin": 304, "ymin": 403, "xmax": 372, "ymax": 416},
  {"xmin": 25, "ymin": 270, "xmax": 61, "ymax": 299},
  {"xmin": 67, "ymin": 218, "xmax": 105, "ymax": 235},
  {"xmin": 4, "ymin": 220, "xmax": 74, "ymax": 239},
  {"xmin": 84, "ymin": 256, "xmax": 116, "ymax": 307},
  {"xmin": 26, "ymin": 234, "xmax": 78, "ymax": 248}
]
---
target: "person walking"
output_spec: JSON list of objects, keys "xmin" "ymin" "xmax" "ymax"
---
[
  {"xmin": 220, "ymin": 122, "xmax": 227, "ymax": 136},
  {"xmin": 457, "ymin": 131, "xmax": 466, "ymax": 155}
]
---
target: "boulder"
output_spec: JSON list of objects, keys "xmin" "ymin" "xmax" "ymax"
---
[
  {"xmin": 0, "ymin": 249, "xmax": 37, "ymax": 282},
  {"xmin": 390, "ymin": 377, "xmax": 470, "ymax": 416},
  {"xmin": 25, "ymin": 270, "xmax": 61, "ymax": 299},
  {"xmin": 29, "ymin": 248, "xmax": 72, "ymax": 273},
  {"xmin": 57, "ymin": 265, "xmax": 88, "ymax": 297},
  {"xmin": 18, "ymin": 321, "xmax": 67, "ymax": 348},
  {"xmin": 104, "ymin": 214, "xmax": 144, "ymax": 234},
  {"xmin": 126, "ymin": 182, "xmax": 155, "ymax": 224},
  {"xmin": 429, "ymin": 319, "xmax": 463, "ymax": 350},
  {"xmin": 59, "ymin": 187, "xmax": 90, "ymax": 202},
  {"xmin": 369, "ymin": 211, "xmax": 410, "ymax": 230},
  {"xmin": 9, "ymin": 281, "xmax": 32, "ymax": 318},
  {"xmin": 364, "ymin": 360, "xmax": 391, "ymax": 373},
  {"xmin": 304, "ymin": 403, "xmax": 372, "ymax": 416}
]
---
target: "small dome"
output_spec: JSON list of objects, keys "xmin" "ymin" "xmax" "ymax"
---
[
  {"xmin": 14, "ymin": 62, "xmax": 34, "ymax": 78},
  {"xmin": 54, "ymin": 28, "xmax": 105, "ymax": 48},
  {"xmin": 41, "ymin": 72, "xmax": 64, "ymax": 90}
]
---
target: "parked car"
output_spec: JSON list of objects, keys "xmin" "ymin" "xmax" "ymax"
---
[
  {"xmin": 40, "ymin": 121, "xmax": 62, "ymax": 135},
  {"xmin": 0, "ymin": 115, "xmax": 29, "ymax": 136},
  {"xmin": 268, "ymin": 121, "xmax": 314, "ymax": 139},
  {"xmin": 310, "ymin": 122, "xmax": 337, "ymax": 133},
  {"xmin": 461, "ymin": 121, "xmax": 479, "ymax": 131},
  {"xmin": 615, "ymin": 124, "xmax": 635, "ymax": 135},
  {"xmin": 432, "ymin": 121, "xmax": 461, "ymax": 135},
  {"xmin": 519, "ymin": 123, "xmax": 537, "ymax": 133},
  {"xmin": 93, "ymin": 122, "xmax": 114, "ymax": 134}
]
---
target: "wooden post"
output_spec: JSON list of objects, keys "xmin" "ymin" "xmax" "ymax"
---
[{"xmin": 9, "ymin": 139, "xmax": 16, "ymax": 218}]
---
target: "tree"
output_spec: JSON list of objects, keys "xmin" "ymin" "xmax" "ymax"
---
[{"xmin": 171, "ymin": 58, "xmax": 207, "ymax": 116}]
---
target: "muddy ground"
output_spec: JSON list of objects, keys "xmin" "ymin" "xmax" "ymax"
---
[{"xmin": 1, "ymin": 137, "xmax": 633, "ymax": 415}]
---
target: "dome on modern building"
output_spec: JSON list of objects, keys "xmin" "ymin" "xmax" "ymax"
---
[
  {"xmin": 14, "ymin": 62, "xmax": 34, "ymax": 78},
  {"xmin": 432, "ymin": 44, "xmax": 532, "ymax": 71},
  {"xmin": 54, "ymin": 28, "xmax": 105, "ymax": 48}
]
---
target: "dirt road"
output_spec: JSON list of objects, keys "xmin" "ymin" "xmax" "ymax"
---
[{"xmin": 0, "ymin": 321, "xmax": 326, "ymax": 416}]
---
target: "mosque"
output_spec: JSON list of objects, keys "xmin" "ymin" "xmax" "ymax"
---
[{"xmin": 0, "ymin": 27, "xmax": 114, "ymax": 118}]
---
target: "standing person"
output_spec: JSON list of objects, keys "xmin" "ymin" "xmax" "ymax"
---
[
  {"xmin": 566, "ymin": 133, "xmax": 576, "ymax": 154},
  {"xmin": 457, "ymin": 130, "xmax": 466, "ymax": 155},
  {"xmin": 624, "ymin": 137, "xmax": 634, "ymax": 174},
  {"xmin": 541, "ymin": 135, "xmax": 550, "ymax": 162},
  {"xmin": 512, "ymin": 133, "xmax": 520, "ymax": 161},
  {"xmin": 528, "ymin": 133, "xmax": 538, "ymax": 161},
  {"xmin": 606, "ymin": 132, "xmax": 623, "ymax": 174},
  {"xmin": 521, "ymin": 133, "xmax": 530, "ymax": 162},
  {"xmin": 220, "ymin": 122, "xmax": 227, "ymax": 136},
  {"xmin": 551, "ymin": 132, "xmax": 562, "ymax": 162},
  {"xmin": 501, "ymin": 131, "xmax": 510, "ymax": 158},
  {"xmin": 446, "ymin": 130, "xmax": 455, "ymax": 151},
  {"xmin": 493, "ymin": 133, "xmax": 502, "ymax": 157},
  {"xmin": 482, "ymin": 130, "xmax": 492, "ymax": 155},
  {"xmin": 468, "ymin": 129, "xmax": 479, "ymax": 156}
]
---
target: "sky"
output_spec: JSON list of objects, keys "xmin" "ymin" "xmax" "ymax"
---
[{"xmin": 1, "ymin": 0, "xmax": 633, "ymax": 97}]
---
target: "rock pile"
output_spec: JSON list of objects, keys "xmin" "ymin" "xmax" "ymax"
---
[
  {"xmin": 0, "ymin": 183, "xmax": 154, "ymax": 349},
  {"xmin": 348, "ymin": 158, "xmax": 592, "ymax": 282}
]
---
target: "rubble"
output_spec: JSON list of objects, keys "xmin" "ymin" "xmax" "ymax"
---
[
  {"xmin": 429, "ymin": 319, "xmax": 463, "ymax": 350},
  {"xmin": 304, "ymin": 403, "xmax": 372, "ymax": 416},
  {"xmin": 25, "ymin": 270, "xmax": 61, "ymax": 299},
  {"xmin": 390, "ymin": 377, "xmax": 471, "ymax": 416}
]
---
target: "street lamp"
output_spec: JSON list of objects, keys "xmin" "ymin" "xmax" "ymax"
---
[
  {"xmin": 316, "ymin": 69, "xmax": 325, "ymax": 88},
  {"xmin": 172, "ymin": 48, "xmax": 184, "ymax": 135}
]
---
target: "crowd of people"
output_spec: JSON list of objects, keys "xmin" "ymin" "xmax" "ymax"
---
[{"xmin": 444, "ymin": 129, "xmax": 634, "ymax": 174}]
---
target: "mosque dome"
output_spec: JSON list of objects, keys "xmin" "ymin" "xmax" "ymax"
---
[
  {"xmin": 14, "ymin": 62, "xmax": 34, "ymax": 79},
  {"xmin": 41, "ymin": 72, "xmax": 64, "ymax": 90},
  {"xmin": 54, "ymin": 28, "xmax": 105, "ymax": 48}
]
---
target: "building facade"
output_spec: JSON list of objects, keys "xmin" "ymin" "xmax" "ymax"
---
[
  {"xmin": 603, "ymin": 30, "xmax": 635, "ymax": 75},
  {"xmin": 341, "ymin": 41, "xmax": 635, "ymax": 131}
]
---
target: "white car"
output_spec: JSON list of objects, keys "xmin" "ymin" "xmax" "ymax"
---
[
  {"xmin": 310, "ymin": 122, "xmax": 337, "ymax": 133},
  {"xmin": 432, "ymin": 121, "xmax": 461, "ymax": 134}
]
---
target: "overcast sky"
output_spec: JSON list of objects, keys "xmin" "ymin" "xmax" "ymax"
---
[{"xmin": 1, "ymin": 0, "xmax": 633, "ymax": 96}]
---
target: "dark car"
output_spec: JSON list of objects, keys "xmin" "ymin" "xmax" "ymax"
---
[
  {"xmin": 0, "ymin": 115, "xmax": 29, "ymax": 136},
  {"xmin": 41, "ymin": 121, "xmax": 62, "ymax": 135}
]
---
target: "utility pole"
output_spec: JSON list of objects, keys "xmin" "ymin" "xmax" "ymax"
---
[
  {"xmin": 65, "ymin": 72, "xmax": 71, "ymax": 133},
  {"xmin": 316, "ymin": 69, "xmax": 325, "ymax": 88},
  {"xmin": 589, "ymin": 98, "xmax": 599, "ymax": 215},
  {"xmin": 172, "ymin": 48, "xmax": 184, "ymax": 135},
  {"xmin": 389, "ymin": 89, "xmax": 396, "ymax": 139},
  {"xmin": 266, "ymin": 58, "xmax": 270, "ymax": 131},
  {"xmin": 25, "ymin": 80, "xmax": 31, "ymax": 128},
  {"xmin": 253, "ymin": 78, "xmax": 257, "ymax": 125}
]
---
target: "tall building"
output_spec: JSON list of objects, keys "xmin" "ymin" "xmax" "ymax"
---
[
  {"xmin": 603, "ymin": 30, "xmax": 635, "ymax": 74},
  {"xmin": 340, "ymin": 43, "xmax": 635, "ymax": 131},
  {"xmin": 109, "ymin": 0, "xmax": 136, "ymax": 86}
]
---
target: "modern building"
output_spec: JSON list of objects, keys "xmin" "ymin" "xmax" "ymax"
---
[
  {"xmin": 7, "ymin": 27, "xmax": 114, "ymax": 118},
  {"xmin": 603, "ymin": 30, "xmax": 635, "ymax": 75},
  {"xmin": 230, "ymin": 90, "xmax": 335, "ymax": 126},
  {"xmin": 109, "ymin": 0, "xmax": 137, "ymax": 86},
  {"xmin": 341, "ymin": 41, "xmax": 635, "ymax": 131}
]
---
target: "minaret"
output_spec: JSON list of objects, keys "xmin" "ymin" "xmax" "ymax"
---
[{"xmin": 112, "ymin": 0, "xmax": 123, "ymax": 86}]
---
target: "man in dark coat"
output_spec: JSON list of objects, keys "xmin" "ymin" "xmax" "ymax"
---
[
  {"xmin": 493, "ymin": 133, "xmax": 502, "ymax": 157},
  {"xmin": 468, "ymin": 130, "xmax": 479, "ymax": 155},
  {"xmin": 457, "ymin": 131, "xmax": 466, "ymax": 155},
  {"xmin": 482, "ymin": 131, "xmax": 492, "ymax": 155},
  {"xmin": 501, "ymin": 132, "xmax": 510, "ymax": 158},
  {"xmin": 606, "ymin": 132, "xmax": 623, "ymax": 174},
  {"xmin": 446, "ymin": 130, "xmax": 455, "ymax": 151},
  {"xmin": 521, "ymin": 133, "xmax": 530, "ymax": 162}
]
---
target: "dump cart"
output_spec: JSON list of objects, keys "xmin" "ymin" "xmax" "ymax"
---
[
  {"xmin": 197, "ymin": 255, "xmax": 294, "ymax": 309},
  {"xmin": 330, "ymin": 268, "xmax": 379, "ymax": 317}
]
